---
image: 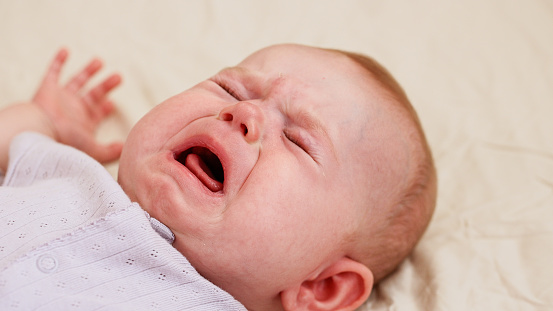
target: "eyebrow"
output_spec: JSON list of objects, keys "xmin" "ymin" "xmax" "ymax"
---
[
  {"xmin": 216, "ymin": 67, "xmax": 260, "ymax": 96},
  {"xmin": 217, "ymin": 67, "xmax": 256, "ymax": 85}
]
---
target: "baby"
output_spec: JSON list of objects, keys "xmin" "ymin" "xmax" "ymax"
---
[{"xmin": 0, "ymin": 44, "xmax": 436, "ymax": 310}]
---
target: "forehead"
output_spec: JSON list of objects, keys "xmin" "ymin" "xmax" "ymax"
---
[
  {"xmin": 241, "ymin": 45, "xmax": 401, "ymax": 142},
  {"xmin": 237, "ymin": 44, "xmax": 381, "ymax": 130},
  {"xmin": 239, "ymin": 45, "xmax": 366, "ymax": 87}
]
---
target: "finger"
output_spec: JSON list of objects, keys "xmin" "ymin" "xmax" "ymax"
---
[
  {"xmin": 93, "ymin": 99, "xmax": 116, "ymax": 119},
  {"xmin": 44, "ymin": 48, "xmax": 69, "ymax": 83},
  {"xmin": 66, "ymin": 58, "xmax": 103, "ymax": 92},
  {"xmin": 84, "ymin": 73, "xmax": 122, "ymax": 104},
  {"xmin": 88, "ymin": 141, "xmax": 124, "ymax": 164}
]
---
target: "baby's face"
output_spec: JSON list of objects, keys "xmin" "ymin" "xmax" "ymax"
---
[{"xmin": 118, "ymin": 44, "xmax": 408, "ymax": 309}]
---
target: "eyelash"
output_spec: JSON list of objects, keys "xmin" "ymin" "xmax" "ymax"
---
[
  {"xmin": 217, "ymin": 81, "xmax": 240, "ymax": 100},
  {"xmin": 284, "ymin": 131, "xmax": 309, "ymax": 155}
]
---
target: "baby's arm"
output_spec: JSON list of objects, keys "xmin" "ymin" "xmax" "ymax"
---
[{"xmin": 0, "ymin": 49, "xmax": 123, "ymax": 173}]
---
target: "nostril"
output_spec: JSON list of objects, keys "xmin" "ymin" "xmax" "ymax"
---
[
  {"xmin": 240, "ymin": 124, "xmax": 248, "ymax": 136},
  {"xmin": 220, "ymin": 113, "xmax": 233, "ymax": 122}
]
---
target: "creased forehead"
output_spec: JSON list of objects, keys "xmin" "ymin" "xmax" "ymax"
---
[{"xmin": 240, "ymin": 44, "xmax": 350, "ymax": 72}]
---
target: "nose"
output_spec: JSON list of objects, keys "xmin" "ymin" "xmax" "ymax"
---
[{"xmin": 218, "ymin": 101, "xmax": 265, "ymax": 143}]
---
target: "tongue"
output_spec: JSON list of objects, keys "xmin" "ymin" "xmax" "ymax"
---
[{"xmin": 185, "ymin": 153, "xmax": 223, "ymax": 192}]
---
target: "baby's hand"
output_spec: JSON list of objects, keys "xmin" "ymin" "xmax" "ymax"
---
[{"xmin": 32, "ymin": 49, "xmax": 123, "ymax": 163}]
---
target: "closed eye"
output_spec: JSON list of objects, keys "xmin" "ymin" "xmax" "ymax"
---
[
  {"xmin": 284, "ymin": 130, "xmax": 309, "ymax": 155},
  {"xmin": 284, "ymin": 129, "xmax": 323, "ymax": 165},
  {"xmin": 213, "ymin": 79, "xmax": 240, "ymax": 101}
]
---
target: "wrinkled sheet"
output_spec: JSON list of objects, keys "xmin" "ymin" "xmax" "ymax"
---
[{"xmin": 1, "ymin": 1, "xmax": 552, "ymax": 310}]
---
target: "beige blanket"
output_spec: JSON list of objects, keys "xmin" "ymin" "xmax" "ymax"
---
[{"xmin": 1, "ymin": 1, "xmax": 552, "ymax": 310}]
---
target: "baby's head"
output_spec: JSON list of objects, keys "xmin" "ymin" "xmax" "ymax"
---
[{"xmin": 118, "ymin": 44, "xmax": 436, "ymax": 310}]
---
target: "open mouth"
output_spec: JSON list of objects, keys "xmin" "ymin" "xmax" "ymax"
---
[{"xmin": 176, "ymin": 147, "xmax": 224, "ymax": 192}]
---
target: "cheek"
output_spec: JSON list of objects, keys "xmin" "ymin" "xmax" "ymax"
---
[
  {"xmin": 229, "ymin": 162, "xmax": 331, "ymax": 251},
  {"xmin": 127, "ymin": 90, "xmax": 220, "ymax": 148},
  {"xmin": 122, "ymin": 106, "xmax": 173, "ymax": 157}
]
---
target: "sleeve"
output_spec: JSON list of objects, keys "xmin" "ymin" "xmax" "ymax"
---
[
  {"xmin": 2, "ymin": 132, "xmax": 55, "ymax": 187},
  {"xmin": 0, "ymin": 205, "xmax": 247, "ymax": 311}
]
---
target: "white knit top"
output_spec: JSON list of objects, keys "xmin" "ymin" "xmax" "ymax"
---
[{"xmin": 0, "ymin": 133, "xmax": 246, "ymax": 310}]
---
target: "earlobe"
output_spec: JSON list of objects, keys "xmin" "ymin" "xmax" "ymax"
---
[{"xmin": 280, "ymin": 257, "xmax": 373, "ymax": 311}]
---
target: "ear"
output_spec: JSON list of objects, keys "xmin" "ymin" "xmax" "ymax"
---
[{"xmin": 280, "ymin": 257, "xmax": 373, "ymax": 311}]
